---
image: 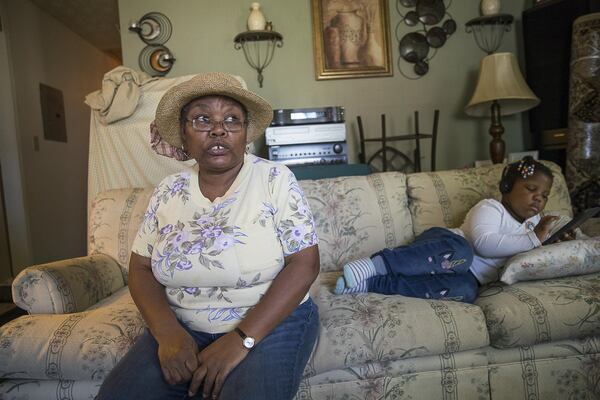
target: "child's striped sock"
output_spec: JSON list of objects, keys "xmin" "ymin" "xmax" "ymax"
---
[
  {"xmin": 334, "ymin": 276, "xmax": 368, "ymax": 294},
  {"xmin": 343, "ymin": 257, "xmax": 377, "ymax": 288}
]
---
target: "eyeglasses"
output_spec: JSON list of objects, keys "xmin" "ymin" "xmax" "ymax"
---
[{"xmin": 185, "ymin": 116, "xmax": 246, "ymax": 132}]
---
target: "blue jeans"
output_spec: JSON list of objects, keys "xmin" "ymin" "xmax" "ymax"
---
[
  {"xmin": 96, "ymin": 298, "xmax": 319, "ymax": 400},
  {"xmin": 368, "ymin": 228, "xmax": 479, "ymax": 303}
]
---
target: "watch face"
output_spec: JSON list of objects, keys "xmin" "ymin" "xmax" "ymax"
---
[{"xmin": 243, "ymin": 337, "xmax": 255, "ymax": 349}]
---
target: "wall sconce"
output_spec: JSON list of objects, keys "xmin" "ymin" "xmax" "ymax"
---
[
  {"xmin": 465, "ymin": 14, "xmax": 513, "ymax": 54},
  {"xmin": 234, "ymin": 30, "xmax": 283, "ymax": 88},
  {"xmin": 138, "ymin": 45, "xmax": 176, "ymax": 77},
  {"xmin": 129, "ymin": 12, "xmax": 173, "ymax": 44},
  {"xmin": 129, "ymin": 12, "xmax": 176, "ymax": 76},
  {"xmin": 465, "ymin": 52, "xmax": 540, "ymax": 163}
]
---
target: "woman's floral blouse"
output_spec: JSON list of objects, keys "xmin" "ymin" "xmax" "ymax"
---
[{"xmin": 132, "ymin": 154, "xmax": 318, "ymax": 333}]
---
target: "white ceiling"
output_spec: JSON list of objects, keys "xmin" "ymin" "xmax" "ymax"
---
[{"xmin": 30, "ymin": 0, "xmax": 122, "ymax": 60}]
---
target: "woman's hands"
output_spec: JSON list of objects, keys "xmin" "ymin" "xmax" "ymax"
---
[
  {"xmin": 155, "ymin": 326, "xmax": 199, "ymax": 385},
  {"xmin": 188, "ymin": 332, "xmax": 249, "ymax": 399},
  {"xmin": 128, "ymin": 252, "xmax": 201, "ymax": 386},
  {"xmin": 534, "ymin": 215, "xmax": 559, "ymax": 242},
  {"xmin": 156, "ymin": 327, "xmax": 248, "ymax": 399}
]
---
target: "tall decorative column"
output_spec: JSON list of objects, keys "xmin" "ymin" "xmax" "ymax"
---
[{"xmin": 567, "ymin": 13, "xmax": 600, "ymax": 212}]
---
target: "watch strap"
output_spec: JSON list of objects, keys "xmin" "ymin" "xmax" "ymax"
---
[
  {"xmin": 234, "ymin": 327, "xmax": 255, "ymax": 349},
  {"xmin": 234, "ymin": 327, "xmax": 248, "ymax": 340}
]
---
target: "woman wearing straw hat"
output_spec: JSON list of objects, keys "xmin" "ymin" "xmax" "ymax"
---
[{"xmin": 97, "ymin": 72, "xmax": 320, "ymax": 400}]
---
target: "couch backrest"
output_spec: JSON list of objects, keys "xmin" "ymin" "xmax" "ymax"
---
[
  {"xmin": 88, "ymin": 171, "xmax": 415, "ymax": 276},
  {"xmin": 299, "ymin": 172, "xmax": 414, "ymax": 272},
  {"xmin": 407, "ymin": 161, "xmax": 573, "ymax": 236},
  {"xmin": 88, "ymin": 162, "xmax": 572, "ymax": 278}
]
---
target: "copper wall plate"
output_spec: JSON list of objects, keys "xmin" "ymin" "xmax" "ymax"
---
[{"xmin": 139, "ymin": 45, "xmax": 175, "ymax": 76}]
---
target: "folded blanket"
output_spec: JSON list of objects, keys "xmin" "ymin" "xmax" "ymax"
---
[{"xmin": 85, "ymin": 66, "xmax": 157, "ymax": 124}]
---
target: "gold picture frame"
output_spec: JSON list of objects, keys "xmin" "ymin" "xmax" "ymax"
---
[{"xmin": 311, "ymin": 0, "xmax": 393, "ymax": 80}]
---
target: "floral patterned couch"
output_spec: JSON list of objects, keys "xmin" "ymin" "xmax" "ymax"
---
[{"xmin": 2, "ymin": 161, "xmax": 600, "ymax": 400}]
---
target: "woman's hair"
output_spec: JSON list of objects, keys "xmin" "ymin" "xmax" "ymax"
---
[{"xmin": 498, "ymin": 156, "xmax": 553, "ymax": 194}]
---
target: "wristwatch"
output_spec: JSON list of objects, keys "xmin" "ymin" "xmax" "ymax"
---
[{"xmin": 234, "ymin": 327, "xmax": 255, "ymax": 349}]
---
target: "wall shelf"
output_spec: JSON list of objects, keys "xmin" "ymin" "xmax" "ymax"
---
[
  {"xmin": 234, "ymin": 31, "xmax": 283, "ymax": 87},
  {"xmin": 465, "ymin": 14, "xmax": 514, "ymax": 54}
]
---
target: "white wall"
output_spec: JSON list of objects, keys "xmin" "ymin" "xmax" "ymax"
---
[
  {"xmin": 0, "ymin": 1, "xmax": 33, "ymax": 276},
  {"xmin": 2, "ymin": 0, "xmax": 119, "ymax": 271}
]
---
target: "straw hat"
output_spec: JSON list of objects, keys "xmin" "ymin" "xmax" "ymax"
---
[{"xmin": 155, "ymin": 72, "xmax": 272, "ymax": 147}]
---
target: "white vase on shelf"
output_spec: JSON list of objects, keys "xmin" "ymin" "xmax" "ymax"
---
[
  {"xmin": 481, "ymin": 0, "xmax": 501, "ymax": 16},
  {"xmin": 247, "ymin": 2, "xmax": 267, "ymax": 31}
]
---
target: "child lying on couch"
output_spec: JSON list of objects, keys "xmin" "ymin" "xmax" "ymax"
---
[{"xmin": 335, "ymin": 156, "xmax": 575, "ymax": 303}]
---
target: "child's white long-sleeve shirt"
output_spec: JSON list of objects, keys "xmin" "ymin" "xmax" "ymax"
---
[{"xmin": 452, "ymin": 198, "xmax": 542, "ymax": 285}]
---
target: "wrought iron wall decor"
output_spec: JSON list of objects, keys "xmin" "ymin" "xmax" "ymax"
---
[
  {"xmin": 234, "ymin": 30, "xmax": 283, "ymax": 88},
  {"xmin": 234, "ymin": 3, "xmax": 283, "ymax": 88},
  {"xmin": 465, "ymin": 13, "xmax": 513, "ymax": 54},
  {"xmin": 395, "ymin": 0, "xmax": 456, "ymax": 79},
  {"xmin": 129, "ymin": 12, "xmax": 176, "ymax": 76}
]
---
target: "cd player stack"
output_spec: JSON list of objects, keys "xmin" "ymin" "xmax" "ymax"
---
[{"xmin": 265, "ymin": 106, "xmax": 347, "ymax": 166}]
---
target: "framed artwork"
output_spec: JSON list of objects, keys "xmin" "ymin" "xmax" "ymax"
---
[{"xmin": 311, "ymin": 0, "xmax": 393, "ymax": 80}]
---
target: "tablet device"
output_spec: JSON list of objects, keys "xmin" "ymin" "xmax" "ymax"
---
[{"xmin": 543, "ymin": 207, "xmax": 600, "ymax": 245}]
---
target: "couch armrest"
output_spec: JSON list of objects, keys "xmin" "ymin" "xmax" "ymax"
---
[{"xmin": 12, "ymin": 254, "xmax": 126, "ymax": 314}]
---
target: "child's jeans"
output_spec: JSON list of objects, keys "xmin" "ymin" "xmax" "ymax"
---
[{"xmin": 368, "ymin": 227, "xmax": 479, "ymax": 303}]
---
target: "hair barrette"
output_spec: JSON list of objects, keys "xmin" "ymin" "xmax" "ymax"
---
[{"xmin": 517, "ymin": 160, "xmax": 535, "ymax": 179}]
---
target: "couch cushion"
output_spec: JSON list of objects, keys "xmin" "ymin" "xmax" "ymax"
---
[
  {"xmin": 0, "ymin": 287, "xmax": 144, "ymax": 381},
  {"xmin": 500, "ymin": 238, "xmax": 600, "ymax": 285},
  {"xmin": 406, "ymin": 161, "xmax": 572, "ymax": 236},
  {"xmin": 300, "ymin": 172, "xmax": 414, "ymax": 272},
  {"xmin": 299, "ymin": 347, "xmax": 490, "ymax": 400},
  {"xmin": 308, "ymin": 272, "xmax": 489, "ymax": 375},
  {"xmin": 476, "ymin": 272, "xmax": 600, "ymax": 348},
  {"xmin": 88, "ymin": 188, "xmax": 154, "ymax": 280}
]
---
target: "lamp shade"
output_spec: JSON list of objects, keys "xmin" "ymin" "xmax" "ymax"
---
[{"xmin": 465, "ymin": 52, "xmax": 540, "ymax": 117}]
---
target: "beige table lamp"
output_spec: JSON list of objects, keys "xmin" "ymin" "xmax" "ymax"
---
[{"xmin": 465, "ymin": 52, "xmax": 540, "ymax": 163}]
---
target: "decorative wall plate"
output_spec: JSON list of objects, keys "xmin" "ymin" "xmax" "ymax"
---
[
  {"xmin": 399, "ymin": 32, "xmax": 429, "ymax": 62},
  {"xmin": 443, "ymin": 18, "xmax": 457, "ymax": 34},
  {"xmin": 426, "ymin": 26, "xmax": 446, "ymax": 48},
  {"xmin": 138, "ymin": 45, "xmax": 175, "ymax": 76},
  {"xmin": 414, "ymin": 60, "xmax": 429, "ymax": 75},
  {"xmin": 416, "ymin": 0, "xmax": 446, "ymax": 25},
  {"xmin": 395, "ymin": 0, "xmax": 454, "ymax": 78},
  {"xmin": 404, "ymin": 10, "xmax": 419, "ymax": 26},
  {"xmin": 133, "ymin": 12, "xmax": 173, "ymax": 45}
]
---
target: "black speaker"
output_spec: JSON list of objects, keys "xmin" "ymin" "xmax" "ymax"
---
[{"xmin": 522, "ymin": 0, "xmax": 600, "ymax": 164}]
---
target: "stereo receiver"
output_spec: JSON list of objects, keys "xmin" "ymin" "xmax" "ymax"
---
[{"xmin": 268, "ymin": 142, "xmax": 347, "ymax": 166}]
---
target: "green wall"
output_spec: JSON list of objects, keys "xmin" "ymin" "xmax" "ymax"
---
[{"xmin": 119, "ymin": 0, "xmax": 529, "ymax": 170}]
